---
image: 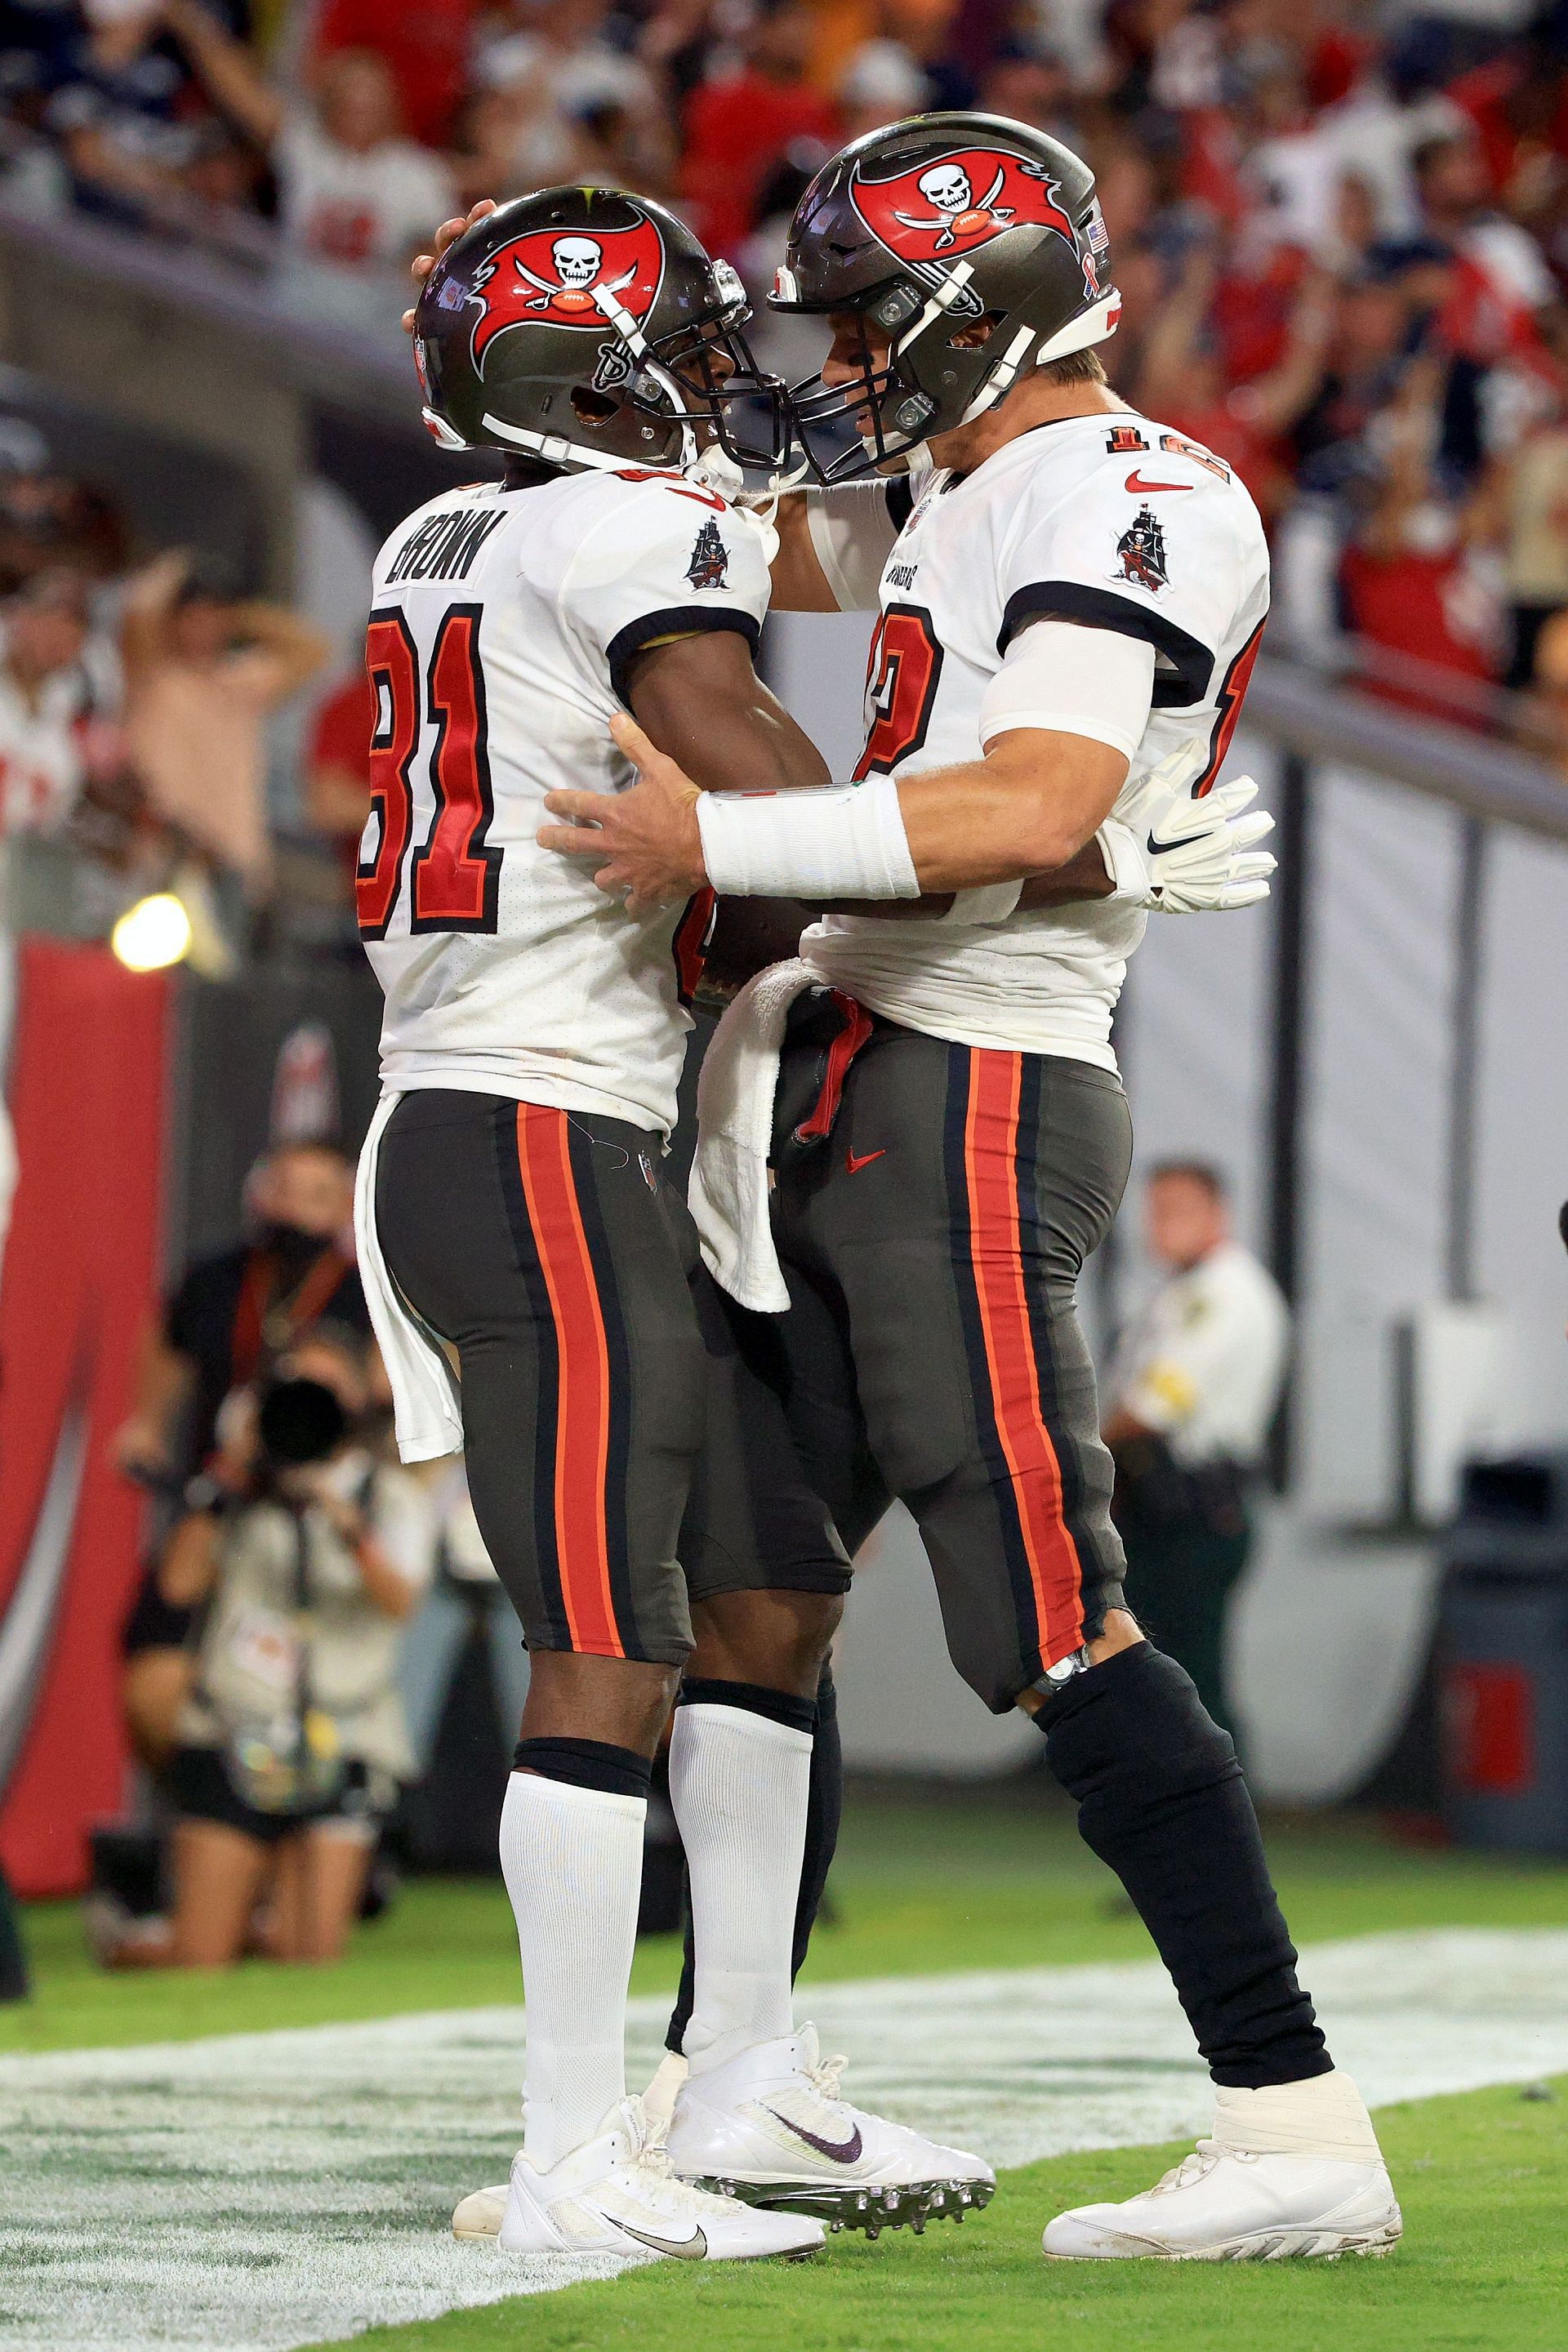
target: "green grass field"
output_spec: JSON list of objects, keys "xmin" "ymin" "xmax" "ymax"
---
[
  {"xmin": 9, "ymin": 1783, "xmax": 1568, "ymax": 2055},
  {"xmin": 327, "ymin": 2081, "xmax": 1568, "ymax": 2352},
  {"xmin": 7, "ymin": 1782, "xmax": 1568, "ymax": 2350}
]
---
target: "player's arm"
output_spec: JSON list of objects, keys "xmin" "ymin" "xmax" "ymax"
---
[
  {"xmin": 539, "ymin": 617, "xmax": 1148, "ymax": 911},
  {"xmin": 625, "ymin": 628, "xmax": 830, "ymax": 794},
  {"xmin": 768, "ymin": 483, "xmax": 911, "ymax": 612}
]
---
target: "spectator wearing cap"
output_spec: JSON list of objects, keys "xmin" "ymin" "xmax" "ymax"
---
[
  {"xmin": 1106, "ymin": 1163, "xmax": 1290, "ymax": 1735},
  {"xmin": 120, "ymin": 548, "xmax": 328, "ymax": 899}
]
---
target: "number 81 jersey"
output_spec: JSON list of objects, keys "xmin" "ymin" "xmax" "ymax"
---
[
  {"xmin": 800, "ymin": 410, "xmax": 1271, "ymax": 1064},
  {"xmin": 359, "ymin": 470, "xmax": 769, "ymax": 1136}
]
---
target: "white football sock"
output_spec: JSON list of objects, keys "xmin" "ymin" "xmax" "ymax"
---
[
  {"xmin": 669, "ymin": 1700, "xmax": 812, "ymax": 2074},
  {"xmin": 1213, "ymin": 2070, "xmax": 1383, "ymax": 2163},
  {"xmin": 500, "ymin": 1769, "xmax": 646, "ymax": 2171}
]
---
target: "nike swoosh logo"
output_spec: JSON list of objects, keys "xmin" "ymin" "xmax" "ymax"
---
[
  {"xmin": 1125, "ymin": 472, "xmax": 1192, "ymax": 493},
  {"xmin": 764, "ymin": 2107, "xmax": 864, "ymax": 2164},
  {"xmin": 844, "ymin": 1148, "xmax": 885, "ymax": 1175},
  {"xmin": 618, "ymin": 2221, "xmax": 707, "ymax": 2260}
]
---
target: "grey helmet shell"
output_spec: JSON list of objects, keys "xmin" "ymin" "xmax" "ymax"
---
[
  {"xmin": 414, "ymin": 187, "xmax": 784, "ymax": 474},
  {"xmin": 772, "ymin": 113, "xmax": 1119, "ymax": 479}
]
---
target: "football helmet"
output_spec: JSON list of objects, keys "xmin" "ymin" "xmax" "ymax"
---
[
  {"xmin": 771, "ymin": 113, "xmax": 1120, "ymax": 482},
  {"xmin": 413, "ymin": 186, "xmax": 789, "ymax": 476}
]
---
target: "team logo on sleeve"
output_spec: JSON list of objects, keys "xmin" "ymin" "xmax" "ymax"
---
[
  {"xmin": 1114, "ymin": 506, "xmax": 1169, "ymax": 593},
  {"xmin": 468, "ymin": 215, "xmax": 666, "ymax": 362},
  {"xmin": 686, "ymin": 519, "xmax": 730, "ymax": 589},
  {"xmin": 849, "ymin": 149, "xmax": 1079, "ymax": 266}
]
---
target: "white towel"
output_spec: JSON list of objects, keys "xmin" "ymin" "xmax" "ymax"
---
[
  {"xmin": 688, "ymin": 959, "xmax": 817, "ymax": 1313},
  {"xmin": 354, "ymin": 1092, "xmax": 465, "ymax": 1463}
]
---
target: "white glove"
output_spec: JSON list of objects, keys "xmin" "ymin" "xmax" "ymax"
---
[{"xmin": 1097, "ymin": 737, "xmax": 1276, "ymax": 915}]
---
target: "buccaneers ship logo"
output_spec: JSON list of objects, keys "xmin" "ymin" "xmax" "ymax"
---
[
  {"xmin": 1115, "ymin": 506, "xmax": 1169, "ymax": 592},
  {"xmin": 469, "ymin": 216, "xmax": 666, "ymax": 363},
  {"xmin": 849, "ymin": 149, "xmax": 1080, "ymax": 267}
]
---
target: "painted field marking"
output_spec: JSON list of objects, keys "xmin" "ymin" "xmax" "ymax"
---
[{"xmin": 2, "ymin": 1927, "xmax": 1566, "ymax": 2351}]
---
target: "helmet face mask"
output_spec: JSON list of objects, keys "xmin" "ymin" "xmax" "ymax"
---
[
  {"xmin": 415, "ymin": 191, "xmax": 791, "ymax": 478},
  {"xmin": 772, "ymin": 112, "xmax": 1121, "ymax": 484}
]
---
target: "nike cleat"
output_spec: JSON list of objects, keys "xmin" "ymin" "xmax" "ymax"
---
[
  {"xmin": 1043, "ymin": 2144, "xmax": 1404, "ymax": 2262},
  {"xmin": 664, "ymin": 2023, "xmax": 996, "ymax": 2238},
  {"xmin": 452, "ymin": 2056, "xmax": 694, "ymax": 2243},
  {"xmin": 488, "ymin": 2095, "xmax": 823, "ymax": 2263}
]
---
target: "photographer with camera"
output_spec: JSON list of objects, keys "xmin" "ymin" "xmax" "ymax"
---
[{"xmin": 96, "ymin": 1327, "xmax": 433, "ymax": 1970}]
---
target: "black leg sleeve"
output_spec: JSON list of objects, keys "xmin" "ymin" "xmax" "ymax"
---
[
  {"xmin": 1038, "ymin": 1643, "xmax": 1330, "ymax": 2088},
  {"xmin": 664, "ymin": 1664, "xmax": 841, "ymax": 2056},
  {"xmin": 792, "ymin": 1666, "xmax": 842, "ymax": 1986}
]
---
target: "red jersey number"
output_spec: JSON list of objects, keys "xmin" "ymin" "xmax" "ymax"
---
[
  {"xmin": 853, "ymin": 604, "xmax": 943, "ymax": 780},
  {"xmin": 357, "ymin": 603, "xmax": 502, "ymax": 940}
]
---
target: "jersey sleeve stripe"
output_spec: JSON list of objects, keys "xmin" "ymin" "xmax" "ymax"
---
[
  {"xmin": 605, "ymin": 607, "xmax": 762, "ymax": 710},
  {"xmin": 996, "ymin": 581, "xmax": 1214, "ymax": 706}
]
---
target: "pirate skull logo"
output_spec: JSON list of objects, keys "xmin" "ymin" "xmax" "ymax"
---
[
  {"xmin": 850, "ymin": 147, "xmax": 1080, "ymax": 268},
  {"xmin": 466, "ymin": 212, "xmax": 667, "ymax": 361},
  {"xmin": 898, "ymin": 161, "xmax": 1017, "ymax": 249}
]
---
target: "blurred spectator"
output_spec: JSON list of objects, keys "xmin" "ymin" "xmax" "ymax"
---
[
  {"xmin": 837, "ymin": 37, "xmax": 929, "ymax": 142},
  {"xmin": 1339, "ymin": 353, "xmax": 1504, "ymax": 710},
  {"xmin": 0, "ymin": 568, "xmax": 107, "ymax": 842},
  {"xmin": 1478, "ymin": 410, "xmax": 1568, "ymax": 684},
  {"xmin": 41, "ymin": 0, "xmax": 270, "ymax": 227},
  {"xmin": 274, "ymin": 48, "xmax": 455, "ymax": 269},
  {"xmin": 303, "ymin": 664, "xmax": 372, "ymax": 890},
  {"xmin": 114, "ymin": 1134, "xmax": 367, "ymax": 1490},
  {"xmin": 98, "ymin": 1329, "xmax": 433, "ymax": 1969},
  {"xmin": 1524, "ymin": 598, "xmax": 1568, "ymax": 764},
  {"xmin": 120, "ymin": 549, "xmax": 328, "ymax": 899},
  {"xmin": 1107, "ymin": 1162, "xmax": 1290, "ymax": 1736},
  {"xmin": 313, "ymin": 0, "xmax": 480, "ymax": 151},
  {"xmin": 679, "ymin": 4, "xmax": 840, "ymax": 258}
]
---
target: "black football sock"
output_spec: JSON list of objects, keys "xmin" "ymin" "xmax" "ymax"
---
[
  {"xmin": 664, "ymin": 1664, "xmax": 840, "ymax": 2056},
  {"xmin": 792, "ymin": 1666, "xmax": 841, "ymax": 1985},
  {"xmin": 1036, "ymin": 1643, "xmax": 1330, "ymax": 2088}
]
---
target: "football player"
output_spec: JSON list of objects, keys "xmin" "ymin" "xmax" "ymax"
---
[
  {"xmin": 534, "ymin": 116, "xmax": 1404, "ymax": 2264},
  {"xmin": 364, "ymin": 182, "xmax": 1025, "ymax": 2264}
]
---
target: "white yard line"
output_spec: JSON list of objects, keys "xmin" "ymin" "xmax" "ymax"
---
[{"xmin": 2, "ymin": 1927, "xmax": 1566, "ymax": 2352}]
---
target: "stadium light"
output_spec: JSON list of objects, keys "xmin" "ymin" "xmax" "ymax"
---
[{"xmin": 110, "ymin": 892, "xmax": 193, "ymax": 973}]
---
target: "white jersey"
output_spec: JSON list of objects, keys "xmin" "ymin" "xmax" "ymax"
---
[
  {"xmin": 1110, "ymin": 1241, "xmax": 1290, "ymax": 1468},
  {"xmin": 362, "ymin": 468, "xmax": 769, "ymax": 1136},
  {"xmin": 800, "ymin": 411, "xmax": 1271, "ymax": 1064}
]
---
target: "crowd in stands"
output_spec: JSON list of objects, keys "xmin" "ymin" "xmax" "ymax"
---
[{"xmin": 6, "ymin": 0, "xmax": 1568, "ymax": 936}]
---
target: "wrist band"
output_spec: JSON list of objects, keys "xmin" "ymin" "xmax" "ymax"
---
[{"xmin": 696, "ymin": 775, "xmax": 921, "ymax": 900}]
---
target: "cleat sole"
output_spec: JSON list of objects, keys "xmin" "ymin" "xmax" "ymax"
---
[{"xmin": 696, "ymin": 2176, "xmax": 996, "ymax": 2239}]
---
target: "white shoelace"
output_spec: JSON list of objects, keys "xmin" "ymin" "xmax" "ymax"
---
[
  {"xmin": 1151, "ymin": 2143, "xmax": 1229, "ymax": 2196},
  {"xmin": 804, "ymin": 2050, "xmax": 851, "ymax": 2109}
]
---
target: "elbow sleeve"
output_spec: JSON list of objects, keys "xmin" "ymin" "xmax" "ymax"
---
[{"xmin": 979, "ymin": 621, "xmax": 1156, "ymax": 760}]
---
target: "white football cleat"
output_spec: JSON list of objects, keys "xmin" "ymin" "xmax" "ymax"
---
[
  {"xmin": 486, "ymin": 2096, "xmax": 822, "ymax": 2262},
  {"xmin": 1043, "ymin": 2143, "xmax": 1403, "ymax": 2262},
  {"xmin": 664, "ymin": 2023, "xmax": 995, "ymax": 2237},
  {"xmin": 451, "ymin": 2052, "xmax": 693, "ymax": 2241}
]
